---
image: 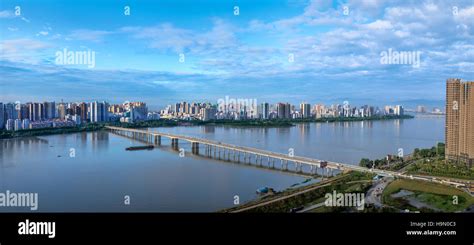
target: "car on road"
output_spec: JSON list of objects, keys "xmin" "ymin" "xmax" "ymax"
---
[{"xmin": 289, "ymin": 206, "xmax": 304, "ymax": 213}]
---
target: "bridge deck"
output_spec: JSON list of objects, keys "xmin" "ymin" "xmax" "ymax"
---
[{"xmin": 105, "ymin": 126, "xmax": 467, "ymax": 188}]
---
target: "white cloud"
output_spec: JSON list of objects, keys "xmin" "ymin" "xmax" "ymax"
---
[
  {"xmin": 121, "ymin": 19, "xmax": 237, "ymax": 53},
  {"xmin": 455, "ymin": 5, "xmax": 474, "ymax": 28},
  {"xmin": 365, "ymin": 20, "xmax": 393, "ymax": 30},
  {"xmin": 0, "ymin": 39, "xmax": 51, "ymax": 63},
  {"xmin": 68, "ymin": 29, "xmax": 112, "ymax": 42},
  {"xmin": 37, "ymin": 31, "xmax": 49, "ymax": 36},
  {"xmin": 0, "ymin": 10, "xmax": 15, "ymax": 18}
]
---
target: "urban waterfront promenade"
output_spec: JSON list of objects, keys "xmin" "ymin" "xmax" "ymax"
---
[{"xmin": 106, "ymin": 126, "xmax": 467, "ymax": 188}]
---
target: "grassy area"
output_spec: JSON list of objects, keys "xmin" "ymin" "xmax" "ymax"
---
[
  {"xmin": 382, "ymin": 179, "xmax": 474, "ymax": 212},
  {"xmin": 406, "ymin": 158, "xmax": 474, "ymax": 180},
  {"xmin": 305, "ymin": 181, "xmax": 375, "ymax": 213},
  {"xmin": 416, "ymin": 193, "xmax": 470, "ymax": 212}
]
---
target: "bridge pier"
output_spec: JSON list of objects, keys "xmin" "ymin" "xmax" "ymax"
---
[
  {"xmin": 281, "ymin": 159, "xmax": 288, "ymax": 170},
  {"xmin": 320, "ymin": 167, "xmax": 328, "ymax": 178},
  {"xmin": 171, "ymin": 138, "xmax": 179, "ymax": 150},
  {"xmin": 154, "ymin": 135, "xmax": 161, "ymax": 145},
  {"xmin": 191, "ymin": 142, "xmax": 199, "ymax": 155}
]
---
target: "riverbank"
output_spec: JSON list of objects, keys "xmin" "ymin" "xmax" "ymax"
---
[
  {"xmin": 0, "ymin": 115, "xmax": 414, "ymax": 139},
  {"xmin": 221, "ymin": 172, "xmax": 374, "ymax": 213},
  {"xmin": 0, "ymin": 123, "xmax": 104, "ymax": 139},
  {"xmin": 0, "ymin": 120, "xmax": 178, "ymax": 139}
]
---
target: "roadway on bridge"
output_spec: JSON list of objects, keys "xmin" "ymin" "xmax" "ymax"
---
[{"xmin": 106, "ymin": 126, "xmax": 469, "ymax": 188}]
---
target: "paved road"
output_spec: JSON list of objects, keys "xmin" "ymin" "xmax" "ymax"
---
[{"xmin": 365, "ymin": 178, "xmax": 393, "ymax": 208}]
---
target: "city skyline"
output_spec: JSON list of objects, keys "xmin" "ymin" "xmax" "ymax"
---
[
  {"xmin": 1, "ymin": 0, "xmax": 473, "ymax": 108},
  {"xmin": 0, "ymin": 97, "xmax": 409, "ymax": 130},
  {"xmin": 0, "ymin": 97, "xmax": 417, "ymax": 110}
]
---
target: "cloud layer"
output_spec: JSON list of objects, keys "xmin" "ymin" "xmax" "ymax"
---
[{"xmin": 0, "ymin": 0, "xmax": 473, "ymax": 109}]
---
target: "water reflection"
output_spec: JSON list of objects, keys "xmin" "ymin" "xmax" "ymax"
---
[
  {"xmin": 201, "ymin": 125, "xmax": 215, "ymax": 134},
  {"xmin": 90, "ymin": 131, "xmax": 109, "ymax": 152},
  {"xmin": 0, "ymin": 137, "xmax": 49, "ymax": 168}
]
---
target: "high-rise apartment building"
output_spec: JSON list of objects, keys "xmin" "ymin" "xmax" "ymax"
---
[
  {"xmin": 57, "ymin": 103, "xmax": 67, "ymax": 120},
  {"xmin": 0, "ymin": 103, "xmax": 4, "ymax": 129},
  {"xmin": 17, "ymin": 104, "xmax": 29, "ymax": 120},
  {"xmin": 22, "ymin": 119, "xmax": 30, "ymax": 129},
  {"xmin": 300, "ymin": 103, "xmax": 311, "ymax": 118},
  {"xmin": 260, "ymin": 103, "xmax": 269, "ymax": 120},
  {"xmin": 394, "ymin": 105, "xmax": 404, "ymax": 116},
  {"xmin": 200, "ymin": 107, "xmax": 216, "ymax": 121},
  {"xmin": 277, "ymin": 103, "xmax": 291, "ymax": 119},
  {"xmin": 79, "ymin": 102, "xmax": 88, "ymax": 122},
  {"xmin": 14, "ymin": 119, "xmax": 22, "ymax": 131},
  {"xmin": 5, "ymin": 119, "xmax": 14, "ymax": 131},
  {"xmin": 44, "ymin": 101, "xmax": 56, "ymax": 119},
  {"xmin": 90, "ymin": 101, "xmax": 109, "ymax": 122},
  {"xmin": 416, "ymin": 105, "xmax": 426, "ymax": 113},
  {"xmin": 445, "ymin": 78, "xmax": 474, "ymax": 166},
  {"xmin": 28, "ymin": 103, "xmax": 44, "ymax": 121},
  {"xmin": 5, "ymin": 103, "xmax": 17, "ymax": 120}
]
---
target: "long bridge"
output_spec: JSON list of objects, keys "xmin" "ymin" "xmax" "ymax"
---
[{"xmin": 106, "ymin": 126, "xmax": 468, "ymax": 188}]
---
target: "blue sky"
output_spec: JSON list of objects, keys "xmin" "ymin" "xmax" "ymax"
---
[{"xmin": 0, "ymin": 0, "xmax": 473, "ymax": 109}]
